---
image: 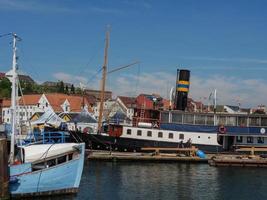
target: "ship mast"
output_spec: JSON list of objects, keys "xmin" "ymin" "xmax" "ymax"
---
[
  {"xmin": 9, "ymin": 33, "xmax": 21, "ymax": 164},
  {"xmin": 98, "ymin": 28, "xmax": 110, "ymax": 132}
]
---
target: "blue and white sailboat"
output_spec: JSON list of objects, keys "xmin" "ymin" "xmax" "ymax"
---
[{"xmin": 7, "ymin": 33, "xmax": 85, "ymax": 197}]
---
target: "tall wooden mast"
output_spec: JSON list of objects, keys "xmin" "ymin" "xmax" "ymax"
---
[{"xmin": 98, "ymin": 28, "xmax": 110, "ymax": 132}]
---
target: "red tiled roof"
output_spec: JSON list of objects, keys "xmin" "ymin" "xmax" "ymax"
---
[
  {"xmin": 2, "ymin": 99, "xmax": 11, "ymax": 107},
  {"xmin": 19, "ymin": 94, "xmax": 42, "ymax": 105},
  {"xmin": 0, "ymin": 72, "xmax": 5, "ymax": 78},
  {"xmin": 45, "ymin": 93, "xmax": 91, "ymax": 112}
]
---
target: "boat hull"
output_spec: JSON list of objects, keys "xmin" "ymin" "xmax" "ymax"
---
[
  {"xmin": 9, "ymin": 143, "xmax": 85, "ymax": 197},
  {"xmin": 72, "ymin": 132, "xmax": 224, "ymax": 153}
]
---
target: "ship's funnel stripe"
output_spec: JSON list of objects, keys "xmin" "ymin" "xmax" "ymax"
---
[
  {"xmin": 177, "ymin": 87, "xmax": 189, "ymax": 92},
  {"xmin": 177, "ymin": 84, "xmax": 189, "ymax": 89},
  {"xmin": 177, "ymin": 80, "xmax": 190, "ymax": 85}
]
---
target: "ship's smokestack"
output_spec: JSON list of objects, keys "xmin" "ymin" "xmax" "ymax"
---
[{"xmin": 175, "ymin": 69, "xmax": 190, "ymax": 111}]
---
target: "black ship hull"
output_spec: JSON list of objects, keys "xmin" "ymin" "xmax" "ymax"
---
[{"xmin": 70, "ymin": 131, "xmax": 224, "ymax": 153}]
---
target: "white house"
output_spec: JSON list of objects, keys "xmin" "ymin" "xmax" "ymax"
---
[{"xmin": 2, "ymin": 93, "xmax": 92, "ymax": 125}]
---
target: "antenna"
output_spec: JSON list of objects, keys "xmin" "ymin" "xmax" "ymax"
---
[{"xmin": 9, "ymin": 33, "xmax": 22, "ymax": 164}]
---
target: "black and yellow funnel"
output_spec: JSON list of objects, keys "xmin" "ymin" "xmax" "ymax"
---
[{"xmin": 175, "ymin": 69, "xmax": 190, "ymax": 111}]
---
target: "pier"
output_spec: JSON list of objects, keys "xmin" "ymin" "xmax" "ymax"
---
[
  {"xmin": 0, "ymin": 138, "xmax": 9, "ymax": 200},
  {"xmin": 87, "ymin": 149, "xmax": 209, "ymax": 163}
]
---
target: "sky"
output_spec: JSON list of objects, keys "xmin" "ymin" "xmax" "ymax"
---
[{"xmin": 0, "ymin": 0, "xmax": 267, "ymax": 107}]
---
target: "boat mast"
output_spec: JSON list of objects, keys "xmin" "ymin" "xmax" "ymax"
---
[
  {"xmin": 98, "ymin": 28, "xmax": 110, "ymax": 132},
  {"xmin": 9, "ymin": 33, "xmax": 20, "ymax": 164}
]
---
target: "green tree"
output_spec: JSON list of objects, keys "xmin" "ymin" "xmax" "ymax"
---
[
  {"xmin": 71, "ymin": 84, "xmax": 75, "ymax": 94},
  {"xmin": 57, "ymin": 81, "xmax": 65, "ymax": 93},
  {"xmin": 65, "ymin": 85, "xmax": 69, "ymax": 94},
  {"xmin": 0, "ymin": 77, "xmax": 11, "ymax": 98}
]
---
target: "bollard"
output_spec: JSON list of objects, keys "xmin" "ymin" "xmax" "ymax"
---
[{"xmin": 0, "ymin": 138, "xmax": 9, "ymax": 199}]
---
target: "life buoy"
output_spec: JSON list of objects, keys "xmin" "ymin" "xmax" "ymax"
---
[{"xmin": 218, "ymin": 125, "xmax": 226, "ymax": 134}]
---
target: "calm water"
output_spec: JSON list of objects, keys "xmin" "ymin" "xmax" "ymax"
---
[{"xmin": 44, "ymin": 160, "xmax": 267, "ymax": 200}]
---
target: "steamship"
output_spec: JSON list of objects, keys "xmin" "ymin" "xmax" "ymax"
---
[{"xmin": 74, "ymin": 69, "xmax": 267, "ymax": 153}]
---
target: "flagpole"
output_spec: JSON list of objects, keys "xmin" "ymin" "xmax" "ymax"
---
[{"xmin": 214, "ymin": 89, "xmax": 217, "ymax": 114}]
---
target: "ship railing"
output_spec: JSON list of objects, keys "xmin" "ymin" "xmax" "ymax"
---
[{"xmin": 161, "ymin": 111, "xmax": 267, "ymax": 127}]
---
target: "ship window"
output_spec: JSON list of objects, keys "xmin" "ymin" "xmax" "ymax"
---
[
  {"xmin": 249, "ymin": 117, "xmax": 260, "ymax": 126},
  {"xmin": 172, "ymin": 113, "xmax": 182, "ymax": 123},
  {"xmin": 179, "ymin": 134, "xmax": 184, "ymax": 140},
  {"xmin": 258, "ymin": 137, "xmax": 264, "ymax": 144},
  {"xmin": 237, "ymin": 117, "xmax": 247, "ymax": 127},
  {"xmin": 161, "ymin": 112, "xmax": 170, "ymax": 123},
  {"xmin": 218, "ymin": 116, "xmax": 226, "ymax": 125},
  {"xmin": 158, "ymin": 132, "xmax": 163, "ymax": 138},
  {"xmin": 247, "ymin": 137, "xmax": 253, "ymax": 143},
  {"xmin": 32, "ymin": 162, "xmax": 46, "ymax": 171},
  {"xmin": 262, "ymin": 118, "xmax": 267, "ymax": 126},
  {"xmin": 58, "ymin": 155, "xmax": 67, "ymax": 164},
  {"xmin": 208, "ymin": 136, "xmax": 211, "ymax": 139},
  {"xmin": 68, "ymin": 153, "xmax": 73, "ymax": 161},
  {"xmin": 137, "ymin": 130, "xmax": 142, "ymax": 136},
  {"xmin": 206, "ymin": 115, "xmax": 214, "ymax": 125},
  {"xmin": 226, "ymin": 116, "xmax": 237, "ymax": 126},
  {"xmin": 147, "ymin": 131, "xmax": 152, "ymax": 137},
  {"xmin": 198, "ymin": 136, "xmax": 200, "ymax": 138},
  {"xmin": 169, "ymin": 133, "xmax": 173, "ymax": 139},
  {"xmin": 195, "ymin": 115, "xmax": 206, "ymax": 125},
  {"xmin": 236, "ymin": 136, "xmax": 243, "ymax": 143},
  {"xmin": 184, "ymin": 114, "xmax": 194, "ymax": 124},
  {"xmin": 46, "ymin": 159, "xmax": 56, "ymax": 167},
  {"xmin": 127, "ymin": 129, "xmax": 131, "ymax": 135}
]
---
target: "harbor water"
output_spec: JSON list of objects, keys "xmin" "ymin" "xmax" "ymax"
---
[{"xmin": 47, "ymin": 160, "xmax": 267, "ymax": 200}]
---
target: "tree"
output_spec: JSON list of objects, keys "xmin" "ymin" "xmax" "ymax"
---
[
  {"xmin": 71, "ymin": 84, "xmax": 75, "ymax": 94},
  {"xmin": 0, "ymin": 77, "xmax": 11, "ymax": 98},
  {"xmin": 65, "ymin": 85, "xmax": 69, "ymax": 94},
  {"xmin": 57, "ymin": 81, "xmax": 65, "ymax": 93}
]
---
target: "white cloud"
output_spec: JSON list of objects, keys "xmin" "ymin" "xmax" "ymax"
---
[
  {"xmin": 53, "ymin": 72, "xmax": 87, "ymax": 85},
  {"xmin": 0, "ymin": 0, "xmax": 75, "ymax": 13},
  {"xmin": 110, "ymin": 72, "xmax": 267, "ymax": 107},
  {"xmin": 52, "ymin": 71, "xmax": 267, "ymax": 107}
]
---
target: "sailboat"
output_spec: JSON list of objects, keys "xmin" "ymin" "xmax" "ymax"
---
[{"xmin": 7, "ymin": 33, "xmax": 85, "ymax": 197}]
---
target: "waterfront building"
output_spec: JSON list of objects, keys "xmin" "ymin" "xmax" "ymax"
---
[{"xmin": 1, "ymin": 93, "xmax": 92, "ymax": 124}]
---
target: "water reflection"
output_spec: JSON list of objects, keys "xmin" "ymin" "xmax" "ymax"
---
[{"xmin": 34, "ymin": 161, "xmax": 267, "ymax": 200}]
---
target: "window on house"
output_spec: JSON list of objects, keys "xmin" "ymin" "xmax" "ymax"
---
[
  {"xmin": 158, "ymin": 132, "xmax": 163, "ymax": 138},
  {"xmin": 247, "ymin": 137, "xmax": 253, "ymax": 143},
  {"xmin": 137, "ymin": 130, "xmax": 142, "ymax": 136},
  {"xmin": 236, "ymin": 136, "xmax": 243, "ymax": 143},
  {"xmin": 258, "ymin": 137, "xmax": 264, "ymax": 144},
  {"xmin": 179, "ymin": 134, "xmax": 184, "ymax": 140},
  {"xmin": 147, "ymin": 131, "xmax": 152, "ymax": 137},
  {"xmin": 46, "ymin": 102, "xmax": 48, "ymax": 107},
  {"xmin": 127, "ymin": 129, "xmax": 131, "ymax": 135},
  {"xmin": 169, "ymin": 133, "xmax": 173, "ymax": 139}
]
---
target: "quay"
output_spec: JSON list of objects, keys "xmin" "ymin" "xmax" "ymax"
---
[
  {"xmin": 0, "ymin": 138, "xmax": 9, "ymax": 200},
  {"xmin": 87, "ymin": 147, "xmax": 209, "ymax": 163},
  {"xmin": 209, "ymin": 155, "xmax": 267, "ymax": 167},
  {"xmin": 209, "ymin": 146, "xmax": 267, "ymax": 167}
]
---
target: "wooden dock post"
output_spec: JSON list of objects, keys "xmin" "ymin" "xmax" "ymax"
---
[{"xmin": 0, "ymin": 138, "xmax": 9, "ymax": 199}]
